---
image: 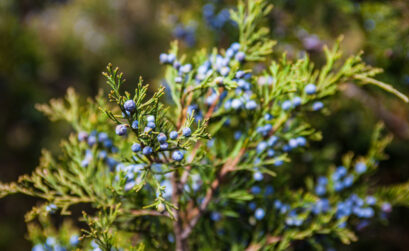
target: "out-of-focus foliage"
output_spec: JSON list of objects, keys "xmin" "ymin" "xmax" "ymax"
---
[{"xmin": 0, "ymin": 0, "xmax": 409, "ymax": 250}]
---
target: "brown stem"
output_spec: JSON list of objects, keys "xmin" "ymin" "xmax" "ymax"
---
[{"xmin": 181, "ymin": 148, "xmax": 246, "ymax": 239}]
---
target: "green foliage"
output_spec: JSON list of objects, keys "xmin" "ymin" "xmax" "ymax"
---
[{"xmin": 1, "ymin": 1, "xmax": 409, "ymax": 250}]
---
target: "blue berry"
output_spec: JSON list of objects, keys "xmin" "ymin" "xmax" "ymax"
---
[
  {"xmin": 292, "ymin": 96, "xmax": 302, "ymax": 106},
  {"xmin": 304, "ymin": 83, "xmax": 317, "ymax": 94},
  {"xmin": 159, "ymin": 53, "xmax": 168, "ymax": 64},
  {"xmin": 256, "ymin": 141, "xmax": 267, "ymax": 153},
  {"xmin": 235, "ymin": 70, "xmax": 245, "ymax": 79},
  {"xmin": 160, "ymin": 143, "xmax": 169, "ymax": 150},
  {"xmin": 267, "ymin": 149, "xmax": 275, "ymax": 157},
  {"xmin": 255, "ymin": 208, "xmax": 265, "ymax": 220},
  {"xmin": 281, "ymin": 100, "xmax": 292, "ymax": 111},
  {"xmin": 78, "ymin": 131, "xmax": 88, "ymax": 141},
  {"xmin": 343, "ymin": 175, "xmax": 354, "ymax": 187},
  {"xmin": 98, "ymin": 132, "xmax": 108, "ymax": 142},
  {"xmin": 250, "ymin": 186, "xmax": 261, "ymax": 194},
  {"xmin": 144, "ymin": 127, "xmax": 152, "ymax": 134},
  {"xmin": 142, "ymin": 146, "xmax": 153, "ymax": 155},
  {"xmin": 147, "ymin": 121, "xmax": 156, "ymax": 129},
  {"xmin": 180, "ymin": 64, "xmax": 192, "ymax": 73},
  {"xmin": 167, "ymin": 54, "xmax": 176, "ymax": 64},
  {"xmin": 69, "ymin": 234, "xmax": 79, "ymax": 246},
  {"xmin": 219, "ymin": 66, "xmax": 230, "ymax": 76},
  {"xmin": 262, "ymin": 113, "xmax": 272, "ymax": 121},
  {"xmin": 147, "ymin": 115, "xmax": 155, "ymax": 122},
  {"xmin": 355, "ymin": 162, "xmax": 367, "ymax": 174},
  {"xmin": 235, "ymin": 51, "xmax": 245, "ymax": 62},
  {"xmin": 315, "ymin": 185, "xmax": 326, "ymax": 196},
  {"xmin": 131, "ymin": 143, "xmax": 141, "ymax": 152},
  {"xmin": 182, "ymin": 127, "xmax": 192, "ymax": 137},
  {"xmin": 253, "ymin": 171, "xmax": 263, "ymax": 181},
  {"xmin": 366, "ymin": 196, "xmax": 377, "ymax": 205},
  {"xmin": 115, "ymin": 124, "xmax": 127, "ymax": 136},
  {"xmin": 296, "ymin": 136, "xmax": 307, "ymax": 147},
  {"xmin": 175, "ymin": 76, "xmax": 183, "ymax": 83},
  {"xmin": 172, "ymin": 150, "xmax": 184, "ymax": 161},
  {"xmin": 87, "ymin": 135, "xmax": 97, "ymax": 146},
  {"xmin": 312, "ymin": 101, "xmax": 324, "ymax": 111},
  {"xmin": 169, "ymin": 131, "xmax": 178, "ymax": 140},
  {"xmin": 124, "ymin": 100, "xmax": 136, "ymax": 112},
  {"xmin": 230, "ymin": 42, "xmax": 241, "ymax": 52},
  {"xmin": 157, "ymin": 133, "xmax": 167, "ymax": 143},
  {"xmin": 211, "ymin": 212, "xmax": 221, "ymax": 221},
  {"xmin": 231, "ymin": 99, "xmax": 242, "ymax": 109},
  {"xmin": 131, "ymin": 120, "xmax": 139, "ymax": 129},
  {"xmin": 245, "ymin": 100, "xmax": 257, "ymax": 110}
]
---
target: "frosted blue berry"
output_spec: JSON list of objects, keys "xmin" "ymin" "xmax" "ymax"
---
[
  {"xmin": 296, "ymin": 136, "xmax": 307, "ymax": 147},
  {"xmin": 78, "ymin": 131, "xmax": 88, "ymax": 142},
  {"xmin": 230, "ymin": 42, "xmax": 241, "ymax": 52},
  {"xmin": 69, "ymin": 234, "xmax": 79, "ymax": 246},
  {"xmin": 304, "ymin": 83, "xmax": 317, "ymax": 94},
  {"xmin": 160, "ymin": 53, "xmax": 168, "ymax": 64},
  {"xmin": 343, "ymin": 175, "xmax": 354, "ymax": 187},
  {"xmin": 147, "ymin": 121, "xmax": 156, "ymax": 129},
  {"xmin": 115, "ymin": 124, "xmax": 127, "ymax": 136},
  {"xmin": 32, "ymin": 244, "xmax": 45, "ymax": 251},
  {"xmin": 366, "ymin": 196, "xmax": 377, "ymax": 205},
  {"xmin": 267, "ymin": 136, "xmax": 278, "ymax": 146},
  {"xmin": 175, "ymin": 76, "xmax": 183, "ymax": 83},
  {"xmin": 160, "ymin": 143, "xmax": 169, "ymax": 150},
  {"xmin": 220, "ymin": 66, "xmax": 230, "ymax": 76},
  {"xmin": 182, "ymin": 127, "xmax": 192, "ymax": 137},
  {"xmin": 98, "ymin": 150, "xmax": 107, "ymax": 159},
  {"xmin": 144, "ymin": 127, "xmax": 152, "ymax": 134},
  {"xmin": 264, "ymin": 113, "xmax": 273, "ymax": 121},
  {"xmin": 235, "ymin": 70, "xmax": 245, "ymax": 79},
  {"xmin": 253, "ymin": 171, "xmax": 263, "ymax": 181},
  {"xmin": 142, "ymin": 146, "xmax": 153, "ymax": 155},
  {"xmin": 255, "ymin": 208, "xmax": 265, "ymax": 220},
  {"xmin": 256, "ymin": 141, "xmax": 267, "ymax": 153},
  {"xmin": 172, "ymin": 150, "xmax": 184, "ymax": 161},
  {"xmin": 250, "ymin": 186, "xmax": 261, "ymax": 194},
  {"xmin": 211, "ymin": 212, "xmax": 221, "ymax": 221},
  {"xmin": 381, "ymin": 202, "xmax": 392, "ymax": 213},
  {"xmin": 245, "ymin": 100, "xmax": 257, "ymax": 110},
  {"xmin": 267, "ymin": 149, "xmax": 275, "ymax": 157},
  {"xmin": 124, "ymin": 100, "xmax": 136, "ymax": 112},
  {"xmin": 355, "ymin": 162, "xmax": 367, "ymax": 174},
  {"xmin": 131, "ymin": 143, "xmax": 141, "ymax": 152},
  {"xmin": 231, "ymin": 99, "xmax": 242, "ymax": 109},
  {"xmin": 147, "ymin": 115, "xmax": 155, "ymax": 122},
  {"xmin": 131, "ymin": 120, "xmax": 139, "ymax": 129},
  {"xmin": 166, "ymin": 54, "xmax": 176, "ymax": 63},
  {"xmin": 169, "ymin": 131, "xmax": 178, "ymax": 140},
  {"xmin": 235, "ymin": 51, "xmax": 245, "ymax": 62},
  {"xmin": 157, "ymin": 133, "xmax": 167, "ymax": 143},
  {"xmin": 98, "ymin": 132, "xmax": 108, "ymax": 142},
  {"xmin": 312, "ymin": 101, "xmax": 324, "ymax": 111},
  {"xmin": 292, "ymin": 96, "xmax": 302, "ymax": 106},
  {"xmin": 281, "ymin": 100, "xmax": 292, "ymax": 111},
  {"xmin": 180, "ymin": 64, "xmax": 192, "ymax": 73},
  {"xmin": 87, "ymin": 135, "xmax": 97, "ymax": 146},
  {"xmin": 288, "ymin": 138, "xmax": 298, "ymax": 148},
  {"xmin": 315, "ymin": 185, "xmax": 326, "ymax": 196}
]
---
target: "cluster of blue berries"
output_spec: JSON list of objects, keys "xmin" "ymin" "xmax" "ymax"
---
[
  {"xmin": 202, "ymin": 3, "xmax": 236, "ymax": 30},
  {"xmin": 32, "ymin": 235, "xmax": 79, "ymax": 251},
  {"xmin": 115, "ymin": 100, "xmax": 190, "ymax": 162},
  {"xmin": 77, "ymin": 130, "xmax": 118, "ymax": 169},
  {"xmin": 173, "ymin": 23, "xmax": 196, "ymax": 47}
]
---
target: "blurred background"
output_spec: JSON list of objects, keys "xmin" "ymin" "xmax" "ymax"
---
[{"xmin": 0, "ymin": 0, "xmax": 408, "ymax": 250}]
